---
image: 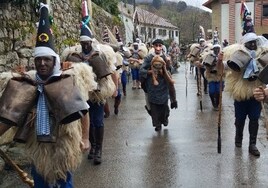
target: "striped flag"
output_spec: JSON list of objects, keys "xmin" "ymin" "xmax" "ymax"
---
[
  {"xmin": 82, "ymin": 0, "xmax": 88, "ymax": 18},
  {"xmin": 240, "ymin": 1, "xmax": 254, "ymax": 35}
]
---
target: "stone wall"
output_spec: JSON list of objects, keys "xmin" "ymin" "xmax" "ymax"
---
[
  {"xmin": 0, "ymin": 1, "xmax": 82, "ymax": 71},
  {"xmin": 0, "ymin": 1, "xmax": 123, "ymax": 72}
]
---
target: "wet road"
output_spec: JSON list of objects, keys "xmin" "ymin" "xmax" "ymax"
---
[{"xmin": 73, "ymin": 63, "xmax": 268, "ymax": 188}]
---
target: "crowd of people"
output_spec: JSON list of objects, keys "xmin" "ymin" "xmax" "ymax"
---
[{"xmin": 0, "ymin": 2, "xmax": 268, "ymax": 188}]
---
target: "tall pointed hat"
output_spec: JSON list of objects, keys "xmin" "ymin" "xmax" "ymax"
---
[
  {"xmin": 80, "ymin": 0, "xmax": 93, "ymax": 41},
  {"xmin": 35, "ymin": 3, "xmax": 54, "ymax": 50},
  {"xmin": 102, "ymin": 26, "xmax": 110, "ymax": 43},
  {"xmin": 240, "ymin": 1, "xmax": 257, "ymax": 44},
  {"xmin": 34, "ymin": 3, "xmax": 61, "ymax": 75},
  {"xmin": 241, "ymin": 1, "xmax": 255, "ymax": 36}
]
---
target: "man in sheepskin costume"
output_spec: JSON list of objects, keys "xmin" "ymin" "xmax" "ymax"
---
[
  {"xmin": 187, "ymin": 38, "xmax": 209, "ymax": 95},
  {"xmin": 65, "ymin": 1, "xmax": 117, "ymax": 165},
  {"xmin": 128, "ymin": 40, "xmax": 147, "ymax": 89},
  {"xmin": 203, "ymin": 44, "xmax": 225, "ymax": 111},
  {"xmin": 0, "ymin": 3, "xmax": 91, "ymax": 187},
  {"xmin": 224, "ymin": 27, "xmax": 268, "ymax": 156},
  {"xmin": 140, "ymin": 39, "xmax": 177, "ymax": 132}
]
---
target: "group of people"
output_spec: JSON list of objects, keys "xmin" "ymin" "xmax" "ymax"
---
[
  {"xmin": 188, "ymin": 27, "xmax": 268, "ymax": 158},
  {"xmin": 0, "ymin": 2, "xmax": 268, "ymax": 188},
  {"xmin": 0, "ymin": 2, "xmax": 179, "ymax": 187}
]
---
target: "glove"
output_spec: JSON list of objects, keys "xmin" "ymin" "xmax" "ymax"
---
[{"xmin": 171, "ymin": 100, "xmax": 178, "ymax": 109}]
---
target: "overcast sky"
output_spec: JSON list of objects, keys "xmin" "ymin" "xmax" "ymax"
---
[{"xmin": 168, "ymin": 0, "xmax": 211, "ymax": 12}]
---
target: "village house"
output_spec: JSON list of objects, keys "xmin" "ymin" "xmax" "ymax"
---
[
  {"xmin": 203, "ymin": 0, "xmax": 268, "ymax": 44},
  {"xmin": 118, "ymin": 2, "xmax": 179, "ymax": 45}
]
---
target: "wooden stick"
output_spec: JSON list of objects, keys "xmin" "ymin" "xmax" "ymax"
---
[
  {"xmin": 217, "ymin": 56, "xmax": 224, "ymax": 154},
  {"xmin": 217, "ymin": 74, "xmax": 223, "ymax": 154},
  {"xmin": 0, "ymin": 149, "xmax": 34, "ymax": 187},
  {"xmin": 185, "ymin": 57, "xmax": 188, "ymax": 97},
  {"xmin": 197, "ymin": 66, "xmax": 203, "ymax": 111},
  {"xmin": 259, "ymin": 86, "xmax": 268, "ymax": 137},
  {"xmin": 260, "ymin": 101, "xmax": 268, "ymax": 136}
]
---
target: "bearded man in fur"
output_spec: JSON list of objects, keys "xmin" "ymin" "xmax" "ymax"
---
[
  {"xmin": 0, "ymin": 3, "xmax": 92, "ymax": 187},
  {"xmin": 224, "ymin": 32, "xmax": 268, "ymax": 157}
]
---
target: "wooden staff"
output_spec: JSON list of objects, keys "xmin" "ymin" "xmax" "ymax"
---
[
  {"xmin": 0, "ymin": 149, "xmax": 34, "ymax": 187},
  {"xmin": 197, "ymin": 66, "xmax": 203, "ymax": 111},
  {"xmin": 261, "ymin": 101, "xmax": 268, "ymax": 136},
  {"xmin": 185, "ymin": 56, "xmax": 188, "ymax": 97},
  {"xmin": 259, "ymin": 86, "xmax": 268, "ymax": 136},
  {"xmin": 217, "ymin": 53, "xmax": 224, "ymax": 154}
]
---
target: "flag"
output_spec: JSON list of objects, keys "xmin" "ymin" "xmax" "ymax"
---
[
  {"xmin": 240, "ymin": 1, "xmax": 254, "ymax": 35},
  {"xmin": 82, "ymin": 0, "xmax": 88, "ymax": 18}
]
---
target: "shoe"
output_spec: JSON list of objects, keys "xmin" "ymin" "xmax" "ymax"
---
[
  {"xmin": 87, "ymin": 148, "xmax": 95, "ymax": 160},
  {"xmin": 249, "ymin": 144, "xmax": 260, "ymax": 157},
  {"xmin": 235, "ymin": 142, "xmax": 242, "ymax": 148},
  {"xmin": 213, "ymin": 107, "xmax": 219, "ymax": 111},
  {"xmin": 132, "ymin": 86, "xmax": 136, "ymax": 89},
  {"xmin": 104, "ymin": 112, "xmax": 110, "ymax": 118},
  {"xmin": 163, "ymin": 119, "xmax": 169, "ymax": 127},
  {"xmin": 154, "ymin": 126, "xmax": 162, "ymax": 132},
  {"xmin": 114, "ymin": 107, "xmax": 119, "ymax": 115}
]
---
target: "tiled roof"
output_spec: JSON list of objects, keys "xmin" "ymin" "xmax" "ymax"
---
[
  {"xmin": 203, "ymin": 0, "xmax": 216, "ymax": 9},
  {"xmin": 118, "ymin": 2, "xmax": 178, "ymax": 29}
]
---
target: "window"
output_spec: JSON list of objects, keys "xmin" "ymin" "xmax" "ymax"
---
[
  {"xmin": 148, "ymin": 28, "xmax": 152, "ymax": 38},
  {"xmin": 141, "ymin": 27, "xmax": 146, "ymax": 35},
  {"xmin": 263, "ymin": 5, "xmax": 268, "ymax": 17},
  {"xmin": 163, "ymin": 29, "xmax": 166, "ymax": 36},
  {"xmin": 153, "ymin": 29, "xmax": 156, "ymax": 38},
  {"xmin": 176, "ymin": 31, "xmax": 178, "ymax": 37},
  {"xmin": 159, "ymin": 29, "xmax": 162, "ymax": 35}
]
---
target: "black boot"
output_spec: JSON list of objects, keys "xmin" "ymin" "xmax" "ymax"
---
[
  {"xmin": 209, "ymin": 94, "xmax": 216, "ymax": 108},
  {"xmin": 88, "ymin": 127, "xmax": 96, "ymax": 160},
  {"xmin": 235, "ymin": 120, "xmax": 245, "ymax": 148},
  {"xmin": 114, "ymin": 96, "xmax": 121, "ymax": 115},
  {"xmin": 104, "ymin": 102, "xmax": 110, "ymax": 118},
  {"xmin": 94, "ymin": 127, "xmax": 104, "ymax": 165},
  {"xmin": 123, "ymin": 86, "xmax": 126, "ymax": 96},
  {"xmin": 214, "ymin": 93, "xmax": 220, "ymax": 111},
  {"xmin": 248, "ymin": 120, "xmax": 260, "ymax": 157},
  {"xmin": 215, "ymin": 93, "xmax": 220, "ymax": 107},
  {"xmin": 203, "ymin": 76, "xmax": 208, "ymax": 94}
]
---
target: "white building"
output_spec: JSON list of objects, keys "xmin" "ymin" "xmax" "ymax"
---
[{"xmin": 118, "ymin": 2, "xmax": 179, "ymax": 45}]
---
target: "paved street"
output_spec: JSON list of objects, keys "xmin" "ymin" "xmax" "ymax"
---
[
  {"xmin": 74, "ymin": 63, "xmax": 268, "ymax": 188},
  {"xmin": 1, "ymin": 62, "xmax": 268, "ymax": 188}
]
